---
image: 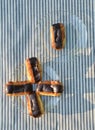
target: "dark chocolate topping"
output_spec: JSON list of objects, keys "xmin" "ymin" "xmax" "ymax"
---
[
  {"xmin": 36, "ymin": 84, "xmax": 43, "ymax": 91},
  {"xmin": 42, "ymin": 84, "xmax": 53, "ymax": 92},
  {"xmin": 6, "ymin": 83, "xmax": 33, "ymax": 94},
  {"xmin": 32, "ymin": 67, "xmax": 41, "ymax": 82},
  {"xmin": 52, "ymin": 23, "xmax": 60, "ymax": 29},
  {"xmin": 29, "ymin": 57, "xmax": 38, "ymax": 66},
  {"xmin": 29, "ymin": 58, "xmax": 41, "ymax": 82},
  {"xmin": 33, "ymin": 66, "xmax": 38, "ymax": 73},
  {"xmin": 29, "ymin": 93, "xmax": 41, "ymax": 117},
  {"xmin": 51, "ymin": 85, "xmax": 63, "ymax": 93},
  {"xmin": 32, "ymin": 110, "xmax": 41, "ymax": 117},
  {"xmin": 37, "ymin": 84, "xmax": 63, "ymax": 93},
  {"xmin": 34, "ymin": 72, "xmax": 41, "ymax": 82},
  {"xmin": 52, "ymin": 23, "xmax": 62, "ymax": 49},
  {"xmin": 6, "ymin": 85, "xmax": 13, "ymax": 94},
  {"xmin": 23, "ymin": 84, "xmax": 33, "ymax": 92}
]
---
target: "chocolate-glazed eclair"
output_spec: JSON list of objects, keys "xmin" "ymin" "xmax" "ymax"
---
[
  {"xmin": 6, "ymin": 81, "xmax": 33, "ymax": 96},
  {"xmin": 25, "ymin": 57, "xmax": 42, "ymax": 83},
  {"xmin": 26, "ymin": 92, "xmax": 44, "ymax": 118},
  {"xmin": 36, "ymin": 80, "xmax": 63, "ymax": 96},
  {"xmin": 50, "ymin": 23, "xmax": 66, "ymax": 50}
]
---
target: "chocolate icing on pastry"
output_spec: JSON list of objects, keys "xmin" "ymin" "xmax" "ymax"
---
[
  {"xmin": 36, "ymin": 81, "xmax": 63, "ymax": 96},
  {"xmin": 36, "ymin": 84, "xmax": 53, "ymax": 92},
  {"xmin": 29, "ymin": 57, "xmax": 38, "ymax": 65},
  {"xmin": 37, "ymin": 84, "xmax": 62, "ymax": 93},
  {"xmin": 50, "ymin": 23, "xmax": 66, "ymax": 50},
  {"xmin": 26, "ymin": 92, "xmax": 44, "ymax": 118},
  {"xmin": 29, "ymin": 93, "xmax": 41, "ymax": 117},
  {"xmin": 25, "ymin": 57, "xmax": 42, "ymax": 83},
  {"xmin": 51, "ymin": 85, "xmax": 63, "ymax": 93},
  {"xmin": 6, "ymin": 81, "xmax": 33, "ymax": 95},
  {"xmin": 53, "ymin": 23, "xmax": 62, "ymax": 49}
]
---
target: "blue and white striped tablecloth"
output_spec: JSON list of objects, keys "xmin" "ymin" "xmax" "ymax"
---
[{"xmin": 0, "ymin": 0, "xmax": 95, "ymax": 130}]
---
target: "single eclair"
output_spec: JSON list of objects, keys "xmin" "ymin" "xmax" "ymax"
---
[
  {"xmin": 36, "ymin": 80, "xmax": 63, "ymax": 96},
  {"xmin": 50, "ymin": 23, "xmax": 66, "ymax": 50},
  {"xmin": 26, "ymin": 92, "xmax": 44, "ymax": 118},
  {"xmin": 6, "ymin": 81, "xmax": 33, "ymax": 96},
  {"xmin": 25, "ymin": 57, "xmax": 42, "ymax": 83}
]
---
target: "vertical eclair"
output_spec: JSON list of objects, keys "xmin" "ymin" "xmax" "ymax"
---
[
  {"xmin": 26, "ymin": 92, "xmax": 44, "ymax": 118},
  {"xmin": 50, "ymin": 23, "xmax": 66, "ymax": 50},
  {"xmin": 25, "ymin": 57, "xmax": 42, "ymax": 83}
]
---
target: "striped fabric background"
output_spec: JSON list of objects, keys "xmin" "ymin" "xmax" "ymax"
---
[{"xmin": 0, "ymin": 0, "xmax": 95, "ymax": 130}]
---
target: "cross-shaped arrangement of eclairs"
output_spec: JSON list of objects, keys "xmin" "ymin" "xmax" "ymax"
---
[{"xmin": 5, "ymin": 23, "xmax": 66, "ymax": 118}]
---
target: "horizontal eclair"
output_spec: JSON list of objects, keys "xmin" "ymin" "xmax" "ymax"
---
[
  {"xmin": 6, "ymin": 81, "xmax": 33, "ymax": 96},
  {"xmin": 26, "ymin": 92, "xmax": 44, "ymax": 118},
  {"xmin": 36, "ymin": 80, "xmax": 63, "ymax": 96},
  {"xmin": 50, "ymin": 23, "xmax": 66, "ymax": 50},
  {"xmin": 25, "ymin": 57, "xmax": 42, "ymax": 83}
]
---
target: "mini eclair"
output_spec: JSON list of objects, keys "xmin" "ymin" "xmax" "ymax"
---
[
  {"xmin": 6, "ymin": 81, "xmax": 33, "ymax": 96},
  {"xmin": 26, "ymin": 92, "xmax": 44, "ymax": 118},
  {"xmin": 50, "ymin": 23, "xmax": 66, "ymax": 50},
  {"xmin": 25, "ymin": 57, "xmax": 42, "ymax": 83},
  {"xmin": 36, "ymin": 80, "xmax": 63, "ymax": 96}
]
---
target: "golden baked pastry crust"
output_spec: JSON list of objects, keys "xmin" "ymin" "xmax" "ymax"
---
[{"xmin": 25, "ymin": 59, "xmax": 35, "ymax": 82}]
